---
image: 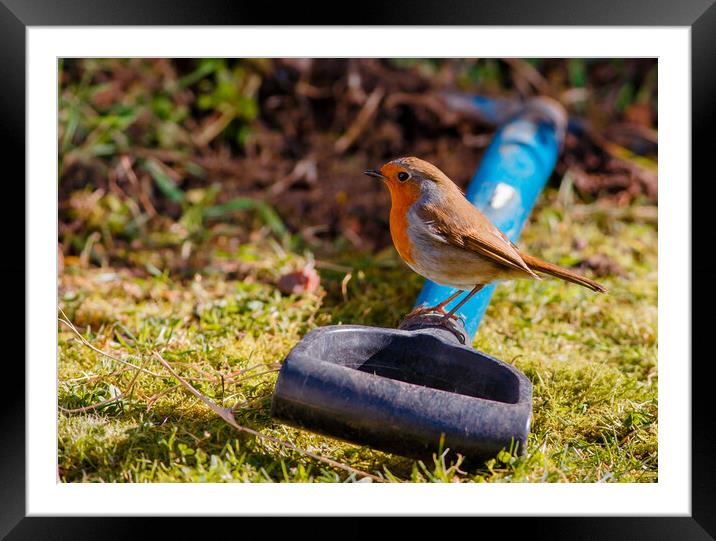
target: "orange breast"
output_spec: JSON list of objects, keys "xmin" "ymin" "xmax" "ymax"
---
[{"xmin": 387, "ymin": 182, "xmax": 421, "ymax": 264}]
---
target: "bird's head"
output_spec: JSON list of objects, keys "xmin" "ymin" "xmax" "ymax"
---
[{"xmin": 364, "ymin": 157, "xmax": 460, "ymax": 203}]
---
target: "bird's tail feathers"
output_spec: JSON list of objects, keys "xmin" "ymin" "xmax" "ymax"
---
[{"xmin": 521, "ymin": 253, "xmax": 607, "ymax": 293}]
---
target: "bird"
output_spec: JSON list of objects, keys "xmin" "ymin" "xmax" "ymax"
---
[{"xmin": 364, "ymin": 157, "xmax": 607, "ymax": 321}]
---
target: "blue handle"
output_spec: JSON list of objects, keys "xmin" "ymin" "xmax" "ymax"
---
[{"xmin": 414, "ymin": 96, "xmax": 566, "ymax": 341}]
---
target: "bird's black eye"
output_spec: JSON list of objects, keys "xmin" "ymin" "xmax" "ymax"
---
[{"xmin": 397, "ymin": 172, "xmax": 410, "ymax": 182}]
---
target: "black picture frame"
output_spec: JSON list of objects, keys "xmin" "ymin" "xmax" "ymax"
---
[{"xmin": 3, "ymin": 0, "xmax": 712, "ymax": 538}]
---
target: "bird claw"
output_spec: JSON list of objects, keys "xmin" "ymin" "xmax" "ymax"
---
[
  {"xmin": 398, "ymin": 306, "xmax": 467, "ymax": 344},
  {"xmin": 402, "ymin": 305, "xmax": 459, "ymax": 321}
]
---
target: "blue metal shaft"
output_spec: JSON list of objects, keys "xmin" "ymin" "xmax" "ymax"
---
[{"xmin": 414, "ymin": 96, "xmax": 566, "ymax": 341}]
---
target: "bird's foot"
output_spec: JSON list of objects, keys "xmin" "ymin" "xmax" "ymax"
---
[
  {"xmin": 397, "ymin": 306, "xmax": 467, "ymax": 344},
  {"xmin": 402, "ymin": 305, "xmax": 459, "ymax": 321}
]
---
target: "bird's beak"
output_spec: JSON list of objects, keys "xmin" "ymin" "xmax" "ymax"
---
[{"xmin": 363, "ymin": 169, "xmax": 385, "ymax": 180}]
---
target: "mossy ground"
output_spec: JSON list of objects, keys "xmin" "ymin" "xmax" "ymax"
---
[{"xmin": 58, "ymin": 195, "xmax": 657, "ymax": 483}]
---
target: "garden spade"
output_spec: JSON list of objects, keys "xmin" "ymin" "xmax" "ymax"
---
[{"xmin": 271, "ymin": 96, "xmax": 567, "ymax": 464}]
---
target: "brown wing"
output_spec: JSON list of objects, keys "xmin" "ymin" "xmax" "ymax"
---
[{"xmin": 417, "ymin": 197, "xmax": 540, "ymax": 279}]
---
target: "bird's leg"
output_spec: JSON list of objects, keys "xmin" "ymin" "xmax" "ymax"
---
[
  {"xmin": 442, "ymin": 284, "xmax": 485, "ymax": 320},
  {"xmin": 403, "ymin": 289, "xmax": 463, "ymax": 319},
  {"xmin": 433, "ymin": 289, "xmax": 465, "ymax": 312}
]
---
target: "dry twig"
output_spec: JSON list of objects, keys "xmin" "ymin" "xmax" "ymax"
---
[
  {"xmin": 153, "ymin": 350, "xmax": 383, "ymax": 482},
  {"xmin": 335, "ymin": 87, "xmax": 385, "ymax": 154},
  {"xmin": 58, "ymin": 307, "xmax": 382, "ymax": 481},
  {"xmin": 58, "ymin": 308, "xmax": 163, "ymax": 379}
]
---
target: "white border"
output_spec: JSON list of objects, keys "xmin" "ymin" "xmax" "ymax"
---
[{"xmin": 29, "ymin": 27, "xmax": 689, "ymax": 516}]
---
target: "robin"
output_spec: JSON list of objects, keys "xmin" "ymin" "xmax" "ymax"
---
[{"xmin": 364, "ymin": 157, "xmax": 606, "ymax": 321}]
